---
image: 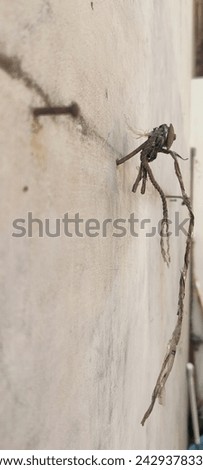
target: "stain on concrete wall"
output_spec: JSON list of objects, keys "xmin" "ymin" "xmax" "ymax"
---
[{"xmin": 0, "ymin": 0, "xmax": 192, "ymax": 449}]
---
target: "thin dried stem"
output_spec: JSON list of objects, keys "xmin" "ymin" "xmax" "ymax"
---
[
  {"xmin": 116, "ymin": 141, "xmax": 147, "ymax": 166},
  {"xmin": 141, "ymin": 154, "xmax": 170, "ymax": 265},
  {"xmin": 141, "ymin": 152, "xmax": 194, "ymax": 426},
  {"xmin": 131, "ymin": 154, "xmax": 170, "ymax": 264},
  {"xmin": 132, "ymin": 164, "xmax": 143, "ymax": 193}
]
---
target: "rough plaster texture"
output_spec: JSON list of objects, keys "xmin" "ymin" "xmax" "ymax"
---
[{"xmin": 0, "ymin": 0, "xmax": 193, "ymax": 450}]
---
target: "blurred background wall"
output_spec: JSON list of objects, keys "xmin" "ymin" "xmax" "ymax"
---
[
  {"xmin": 194, "ymin": 0, "xmax": 203, "ymax": 76},
  {"xmin": 191, "ymin": 78, "xmax": 203, "ymax": 436}
]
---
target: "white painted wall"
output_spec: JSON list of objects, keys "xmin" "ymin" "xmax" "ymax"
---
[
  {"xmin": 191, "ymin": 79, "xmax": 203, "ymax": 286},
  {"xmin": 0, "ymin": 0, "xmax": 193, "ymax": 449},
  {"xmin": 191, "ymin": 78, "xmax": 203, "ymax": 411}
]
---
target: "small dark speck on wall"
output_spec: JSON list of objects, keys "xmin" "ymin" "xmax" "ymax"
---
[
  {"xmin": 105, "ymin": 89, "xmax": 108, "ymax": 99},
  {"xmin": 91, "ymin": 2, "xmax": 94, "ymax": 10},
  {"xmin": 23, "ymin": 186, "xmax": 29, "ymax": 192}
]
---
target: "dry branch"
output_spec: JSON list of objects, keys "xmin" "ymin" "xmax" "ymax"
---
[
  {"xmin": 116, "ymin": 124, "xmax": 194, "ymax": 425},
  {"xmin": 141, "ymin": 152, "xmax": 194, "ymax": 425}
]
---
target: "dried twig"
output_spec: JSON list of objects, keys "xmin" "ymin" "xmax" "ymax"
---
[
  {"xmin": 141, "ymin": 151, "xmax": 194, "ymax": 425},
  {"xmin": 126, "ymin": 124, "xmax": 173, "ymax": 265},
  {"xmin": 141, "ymin": 154, "xmax": 170, "ymax": 265},
  {"xmin": 116, "ymin": 124, "xmax": 194, "ymax": 425}
]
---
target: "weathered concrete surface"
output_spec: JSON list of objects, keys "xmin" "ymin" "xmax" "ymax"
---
[{"xmin": 0, "ymin": 0, "xmax": 193, "ymax": 449}]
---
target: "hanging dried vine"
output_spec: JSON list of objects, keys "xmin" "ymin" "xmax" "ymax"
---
[{"xmin": 116, "ymin": 124, "xmax": 194, "ymax": 425}]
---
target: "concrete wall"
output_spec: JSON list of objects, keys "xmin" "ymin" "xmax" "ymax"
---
[{"xmin": 0, "ymin": 0, "xmax": 193, "ymax": 449}]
